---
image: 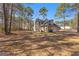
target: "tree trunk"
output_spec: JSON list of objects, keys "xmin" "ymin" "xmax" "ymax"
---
[
  {"xmin": 3, "ymin": 3, "xmax": 9, "ymax": 35},
  {"xmin": 19, "ymin": 17, "xmax": 20, "ymax": 30},
  {"xmin": 1, "ymin": 13, "xmax": 4, "ymax": 33},
  {"xmin": 33, "ymin": 20, "xmax": 36, "ymax": 31},
  {"xmin": 21, "ymin": 18, "xmax": 23, "ymax": 30},
  {"xmin": 63, "ymin": 4, "xmax": 66, "ymax": 30},
  {"xmin": 77, "ymin": 12, "xmax": 79, "ymax": 32},
  {"xmin": 18, "ymin": 17, "xmax": 22, "ymax": 30},
  {"xmin": 63, "ymin": 16, "xmax": 66, "ymax": 30},
  {"xmin": 29, "ymin": 20, "xmax": 30, "ymax": 30},
  {"xmin": 9, "ymin": 3, "xmax": 13, "ymax": 33}
]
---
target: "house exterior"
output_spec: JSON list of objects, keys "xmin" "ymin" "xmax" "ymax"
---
[
  {"xmin": 48, "ymin": 23, "xmax": 60, "ymax": 32},
  {"xmin": 35, "ymin": 19, "xmax": 60, "ymax": 32},
  {"xmin": 40, "ymin": 21, "xmax": 60, "ymax": 32}
]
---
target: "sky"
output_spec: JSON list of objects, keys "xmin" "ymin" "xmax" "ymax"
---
[{"xmin": 23, "ymin": 3, "xmax": 76, "ymax": 21}]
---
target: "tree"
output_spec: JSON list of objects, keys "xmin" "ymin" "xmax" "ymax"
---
[
  {"xmin": 3, "ymin": 3, "xmax": 17, "ymax": 34},
  {"xmin": 0, "ymin": 4, "xmax": 4, "ymax": 32},
  {"xmin": 9, "ymin": 3, "xmax": 13, "ymax": 33},
  {"xmin": 39, "ymin": 7, "xmax": 48, "ymax": 31},
  {"xmin": 39, "ymin": 7, "xmax": 48, "ymax": 20},
  {"xmin": 15, "ymin": 4, "xmax": 27, "ymax": 30},
  {"xmin": 56, "ymin": 3, "xmax": 79, "ymax": 32},
  {"xmin": 3, "ymin": 3, "xmax": 9, "ymax": 34},
  {"xmin": 2, "ymin": 3, "xmax": 26, "ymax": 34},
  {"xmin": 26, "ymin": 7, "xmax": 33, "ymax": 30},
  {"xmin": 55, "ymin": 3, "xmax": 70, "ymax": 30},
  {"xmin": 2, "ymin": 3, "xmax": 34, "ymax": 34},
  {"xmin": 71, "ymin": 3, "xmax": 79, "ymax": 32}
]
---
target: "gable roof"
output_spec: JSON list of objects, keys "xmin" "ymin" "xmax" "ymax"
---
[
  {"xmin": 35, "ymin": 18, "xmax": 60, "ymax": 29},
  {"xmin": 48, "ymin": 23, "xmax": 60, "ymax": 29}
]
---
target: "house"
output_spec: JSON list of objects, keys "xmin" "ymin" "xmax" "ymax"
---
[
  {"xmin": 35, "ymin": 19, "xmax": 60, "ymax": 32},
  {"xmin": 48, "ymin": 23, "xmax": 60, "ymax": 32}
]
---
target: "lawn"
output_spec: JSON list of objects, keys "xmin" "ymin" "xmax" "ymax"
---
[{"xmin": 0, "ymin": 31, "xmax": 79, "ymax": 56}]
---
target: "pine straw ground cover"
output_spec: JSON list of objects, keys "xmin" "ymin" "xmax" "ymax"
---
[{"xmin": 0, "ymin": 31, "xmax": 79, "ymax": 56}]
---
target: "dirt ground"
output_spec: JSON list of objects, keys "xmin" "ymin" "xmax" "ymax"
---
[{"xmin": 0, "ymin": 31, "xmax": 79, "ymax": 56}]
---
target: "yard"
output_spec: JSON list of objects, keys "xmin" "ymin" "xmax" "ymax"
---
[{"xmin": 0, "ymin": 31, "xmax": 79, "ymax": 56}]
